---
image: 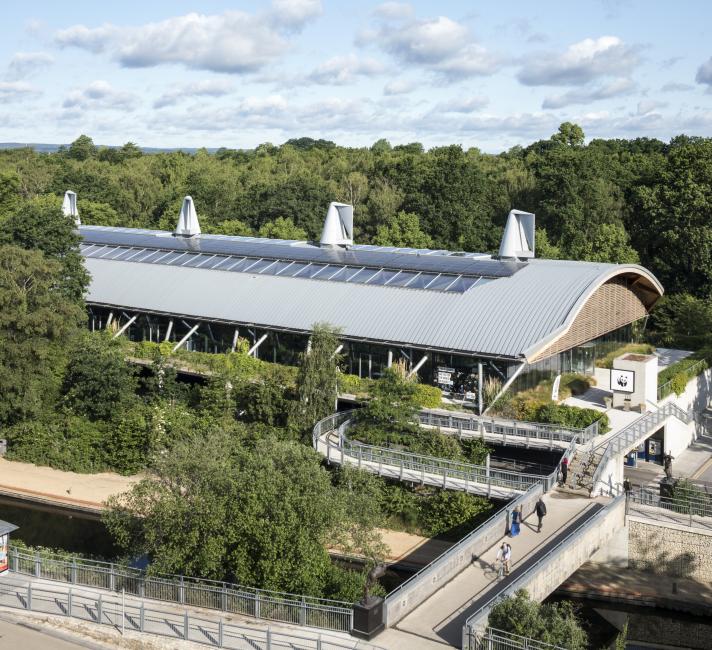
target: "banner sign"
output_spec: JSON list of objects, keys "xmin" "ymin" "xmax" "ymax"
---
[
  {"xmin": 611, "ymin": 368, "xmax": 635, "ymax": 394},
  {"xmin": 435, "ymin": 367, "xmax": 454, "ymax": 386},
  {"xmin": 0, "ymin": 534, "xmax": 8, "ymax": 575}
]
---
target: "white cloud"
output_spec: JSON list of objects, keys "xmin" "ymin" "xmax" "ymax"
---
[
  {"xmin": 383, "ymin": 79, "xmax": 416, "ymax": 95},
  {"xmin": 370, "ymin": 15, "xmax": 502, "ymax": 80},
  {"xmin": 518, "ymin": 36, "xmax": 640, "ymax": 86},
  {"xmin": 373, "ymin": 2, "xmax": 413, "ymax": 20},
  {"xmin": 154, "ymin": 79, "xmax": 234, "ymax": 108},
  {"xmin": 55, "ymin": 3, "xmax": 321, "ymax": 74},
  {"xmin": 0, "ymin": 81, "xmax": 38, "ymax": 103},
  {"xmin": 6, "ymin": 52, "xmax": 54, "ymax": 80},
  {"xmin": 63, "ymin": 81, "xmax": 138, "ymax": 111},
  {"xmin": 636, "ymin": 99, "xmax": 667, "ymax": 116},
  {"xmin": 307, "ymin": 55, "xmax": 385, "ymax": 85},
  {"xmin": 433, "ymin": 96, "xmax": 489, "ymax": 113},
  {"xmin": 661, "ymin": 82, "xmax": 694, "ymax": 93},
  {"xmin": 542, "ymin": 78, "xmax": 635, "ymax": 108},
  {"xmin": 695, "ymin": 57, "xmax": 712, "ymax": 89}
]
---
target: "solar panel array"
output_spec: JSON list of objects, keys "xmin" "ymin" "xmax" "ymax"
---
[{"xmin": 79, "ymin": 226, "xmax": 522, "ymax": 294}]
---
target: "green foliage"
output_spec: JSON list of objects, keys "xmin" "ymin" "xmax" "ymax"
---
[
  {"xmin": 529, "ymin": 403, "xmax": 609, "ymax": 433},
  {"xmin": 551, "ymin": 122, "xmax": 585, "ymax": 147},
  {"xmin": 413, "ymin": 383, "xmax": 443, "ymax": 408},
  {"xmin": 373, "ymin": 210, "xmax": 432, "ymax": 247},
  {"xmin": 258, "ymin": 216, "xmax": 308, "ymax": 240},
  {"xmin": 658, "ymin": 350, "xmax": 711, "ymax": 398},
  {"xmin": 293, "ymin": 323, "xmax": 341, "ymax": 431},
  {"xmin": 104, "ymin": 432, "xmax": 381, "ymax": 598},
  {"xmin": 419, "ymin": 490, "xmax": 493, "ymax": 537},
  {"xmin": 62, "ymin": 332, "xmax": 139, "ymax": 421},
  {"xmin": 648, "ymin": 293, "xmax": 712, "ymax": 349},
  {"xmin": 596, "ymin": 343, "xmax": 655, "ymax": 369},
  {"xmin": 0, "ymin": 245, "xmax": 84, "ymax": 426},
  {"xmin": 355, "ymin": 367, "xmax": 420, "ymax": 435},
  {"xmin": 487, "ymin": 589, "xmax": 588, "ymax": 650}
]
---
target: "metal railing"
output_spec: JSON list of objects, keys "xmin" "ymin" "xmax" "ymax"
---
[
  {"xmin": 8, "ymin": 547, "xmax": 353, "ymax": 633},
  {"xmin": 657, "ymin": 358, "xmax": 708, "ymax": 401},
  {"xmin": 464, "ymin": 626, "xmax": 568, "ymax": 650},
  {"xmin": 315, "ymin": 411, "xmax": 573, "ymax": 496},
  {"xmin": 462, "ymin": 494, "xmax": 625, "ymax": 648},
  {"xmin": 627, "ymin": 488, "xmax": 712, "ymax": 521},
  {"xmin": 588, "ymin": 403, "xmax": 692, "ymax": 494},
  {"xmin": 0, "ymin": 575, "xmax": 377, "ymax": 650},
  {"xmin": 419, "ymin": 410, "xmax": 599, "ymax": 447}
]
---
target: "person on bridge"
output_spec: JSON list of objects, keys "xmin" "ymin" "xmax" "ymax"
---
[
  {"xmin": 535, "ymin": 497, "xmax": 547, "ymax": 532},
  {"xmin": 560, "ymin": 456, "xmax": 569, "ymax": 486},
  {"xmin": 496, "ymin": 542, "xmax": 512, "ymax": 575}
]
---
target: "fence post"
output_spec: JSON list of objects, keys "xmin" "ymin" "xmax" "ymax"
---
[
  {"xmin": 442, "ymin": 467, "xmax": 447, "ymax": 488},
  {"xmin": 399, "ymin": 458, "xmax": 404, "ymax": 480},
  {"xmin": 179, "ymin": 575, "xmax": 185, "ymax": 604},
  {"xmin": 317, "ymin": 633, "xmax": 323, "ymax": 650},
  {"xmin": 300, "ymin": 596, "xmax": 306, "ymax": 626},
  {"xmin": 34, "ymin": 551, "xmax": 41, "ymax": 578},
  {"xmin": 71, "ymin": 558, "xmax": 77, "ymax": 584},
  {"xmin": 184, "ymin": 611, "xmax": 189, "ymax": 640},
  {"xmin": 266, "ymin": 626, "xmax": 272, "ymax": 650},
  {"xmin": 97, "ymin": 594, "xmax": 103, "ymax": 624},
  {"xmin": 255, "ymin": 592, "xmax": 261, "ymax": 619},
  {"xmin": 11, "ymin": 547, "xmax": 18, "ymax": 573},
  {"xmin": 219, "ymin": 619, "xmax": 224, "ymax": 647},
  {"xmin": 221, "ymin": 584, "xmax": 227, "ymax": 611},
  {"xmin": 110, "ymin": 563, "xmax": 116, "ymax": 591},
  {"xmin": 26, "ymin": 583, "xmax": 32, "ymax": 610},
  {"xmin": 140, "ymin": 603, "xmax": 145, "ymax": 632},
  {"xmin": 68, "ymin": 588, "xmax": 72, "ymax": 617}
]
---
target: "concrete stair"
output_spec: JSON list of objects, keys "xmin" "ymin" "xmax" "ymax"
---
[{"xmin": 560, "ymin": 448, "xmax": 605, "ymax": 496}]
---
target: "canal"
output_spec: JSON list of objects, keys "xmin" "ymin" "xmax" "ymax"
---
[{"xmin": 0, "ymin": 495, "xmax": 117, "ymax": 557}]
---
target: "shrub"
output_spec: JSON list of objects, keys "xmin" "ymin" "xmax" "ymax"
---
[
  {"xmin": 419, "ymin": 490, "xmax": 493, "ymax": 538},
  {"xmin": 413, "ymin": 383, "xmax": 442, "ymax": 408}
]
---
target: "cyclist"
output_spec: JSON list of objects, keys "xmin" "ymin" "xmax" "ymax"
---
[{"xmin": 495, "ymin": 542, "xmax": 512, "ymax": 576}]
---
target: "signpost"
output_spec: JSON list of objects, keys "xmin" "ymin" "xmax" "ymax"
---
[{"xmin": 611, "ymin": 368, "xmax": 635, "ymax": 393}]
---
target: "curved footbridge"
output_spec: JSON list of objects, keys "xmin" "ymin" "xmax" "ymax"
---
[
  {"xmin": 313, "ymin": 412, "xmax": 577, "ymax": 500},
  {"xmin": 312, "ymin": 411, "xmax": 627, "ymax": 649}
]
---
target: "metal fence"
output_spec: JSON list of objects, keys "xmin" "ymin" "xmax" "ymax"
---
[
  {"xmin": 0, "ymin": 576, "xmax": 377, "ymax": 650},
  {"xmin": 589, "ymin": 403, "xmax": 692, "ymax": 494},
  {"xmin": 464, "ymin": 627, "xmax": 567, "ymax": 650},
  {"xmin": 627, "ymin": 487, "xmax": 712, "ymax": 521},
  {"xmin": 8, "ymin": 547, "xmax": 353, "ymax": 633},
  {"xmin": 419, "ymin": 410, "xmax": 598, "ymax": 448}
]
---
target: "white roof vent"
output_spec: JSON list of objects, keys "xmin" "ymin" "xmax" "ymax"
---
[
  {"xmin": 320, "ymin": 202, "xmax": 353, "ymax": 247},
  {"xmin": 174, "ymin": 196, "xmax": 201, "ymax": 237},
  {"xmin": 498, "ymin": 209, "xmax": 535, "ymax": 261},
  {"xmin": 62, "ymin": 190, "xmax": 80, "ymax": 226}
]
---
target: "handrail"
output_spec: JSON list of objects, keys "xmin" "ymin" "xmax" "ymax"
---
[
  {"xmin": 588, "ymin": 403, "xmax": 692, "ymax": 494},
  {"xmin": 9, "ymin": 546, "xmax": 353, "ymax": 632},
  {"xmin": 314, "ymin": 411, "xmax": 570, "ymax": 495},
  {"xmin": 419, "ymin": 409, "xmax": 598, "ymax": 446},
  {"xmin": 462, "ymin": 494, "xmax": 625, "ymax": 643},
  {"xmin": 465, "ymin": 626, "xmax": 568, "ymax": 650}
]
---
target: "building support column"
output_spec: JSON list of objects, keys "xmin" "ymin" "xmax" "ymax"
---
[
  {"xmin": 112, "ymin": 314, "xmax": 138, "ymax": 339},
  {"xmin": 478, "ymin": 361, "xmax": 484, "ymax": 415},
  {"xmin": 248, "ymin": 333, "xmax": 268, "ymax": 357},
  {"xmin": 164, "ymin": 319, "xmax": 174, "ymax": 342},
  {"xmin": 231, "ymin": 328, "xmax": 240, "ymax": 352},
  {"xmin": 173, "ymin": 323, "xmax": 199, "ymax": 352},
  {"xmin": 407, "ymin": 354, "xmax": 428, "ymax": 379}
]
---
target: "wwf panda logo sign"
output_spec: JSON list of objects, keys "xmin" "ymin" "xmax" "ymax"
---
[{"xmin": 611, "ymin": 369, "xmax": 635, "ymax": 393}]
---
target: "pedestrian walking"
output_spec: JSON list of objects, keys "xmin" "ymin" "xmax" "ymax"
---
[
  {"xmin": 496, "ymin": 542, "xmax": 512, "ymax": 575},
  {"xmin": 560, "ymin": 456, "xmax": 569, "ymax": 486},
  {"xmin": 510, "ymin": 504, "xmax": 522, "ymax": 537},
  {"xmin": 535, "ymin": 497, "xmax": 547, "ymax": 533}
]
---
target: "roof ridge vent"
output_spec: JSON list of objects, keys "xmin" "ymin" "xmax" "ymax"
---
[
  {"xmin": 497, "ymin": 209, "xmax": 535, "ymax": 261},
  {"xmin": 320, "ymin": 202, "xmax": 353, "ymax": 248},
  {"xmin": 62, "ymin": 190, "xmax": 80, "ymax": 226},
  {"xmin": 174, "ymin": 196, "xmax": 201, "ymax": 237}
]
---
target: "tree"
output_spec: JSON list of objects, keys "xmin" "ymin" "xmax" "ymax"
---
[
  {"xmin": 2, "ymin": 195, "xmax": 89, "ymax": 301},
  {"xmin": 104, "ymin": 432, "xmax": 371, "ymax": 597},
  {"xmin": 211, "ymin": 219, "xmax": 253, "ymax": 236},
  {"xmin": 488, "ymin": 589, "xmax": 588, "ymax": 649},
  {"xmin": 551, "ymin": 122, "xmax": 585, "ymax": 147},
  {"xmin": 62, "ymin": 333, "xmax": 139, "ymax": 421},
  {"xmin": 293, "ymin": 324, "xmax": 341, "ymax": 431},
  {"xmin": 566, "ymin": 223, "xmax": 640, "ymax": 264},
  {"xmin": 355, "ymin": 366, "xmax": 420, "ymax": 437},
  {"xmin": 66, "ymin": 135, "xmax": 97, "ymax": 161},
  {"xmin": 374, "ymin": 211, "xmax": 433, "ymax": 248},
  {"xmin": 258, "ymin": 216, "xmax": 308, "ymax": 240},
  {"xmin": 0, "ymin": 246, "xmax": 84, "ymax": 425}
]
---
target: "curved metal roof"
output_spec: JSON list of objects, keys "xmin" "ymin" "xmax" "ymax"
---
[{"xmin": 82, "ymin": 230, "xmax": 663, "ymax": 359}]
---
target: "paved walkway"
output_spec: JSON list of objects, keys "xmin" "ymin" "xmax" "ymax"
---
[
  {"xmin": 0, "ymin": 458, "xmax": 139, "ymax": 512},
  {"xmin": 385, "ymin": 490, "xmax": 598, "ymax": 648}
]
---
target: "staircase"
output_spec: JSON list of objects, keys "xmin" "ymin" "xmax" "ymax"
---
[{"xmin": 561, "ymin": 448, "xmax": 606, "ymax": 496}]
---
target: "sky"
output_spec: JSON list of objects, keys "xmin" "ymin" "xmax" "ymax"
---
[{"xmin": 1, "ymin": 0, "xmax": 712, "ymax": 152}]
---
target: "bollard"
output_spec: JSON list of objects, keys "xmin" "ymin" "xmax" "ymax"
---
[
  {"xmin": 140, "ymin": 603, "xmax": 145, "ymax": 632},
  {"xmin": 218, "ymin": 619, "xmax": 224, "ymax": 647},
  {"xmin": 68, "ymin": 589, "xmax": 73, "ymax": 617},
  {"xmin": 266, "ymin": 626, "xmax": 272, "ymax": 650},
  {"xmin": 184, "ymin": 611, "xmax": 189, "ymax": 640},
  {"xmin": 97, "ymin": 594, "xmax": 103, "ymax": 624},
  {"xmin": 26, "ymin": 583, "xmax": 32, "ymax": 610}
]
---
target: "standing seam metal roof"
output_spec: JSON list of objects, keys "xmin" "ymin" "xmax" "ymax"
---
[{"xmin": 82, "ymin": 249, "xmax": 662, "ymax": 359}]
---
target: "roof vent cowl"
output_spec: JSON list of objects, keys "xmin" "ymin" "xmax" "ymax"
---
[
  {"xmin": 62, "ymin": 190, "xmax": 80, "ymax": 227},
  {"xmin": 320, "ymin": 202, "xmax": 353, "ymax": 248},
  {"xmin": 174, "ymin": 196, "xmax": 201, "ymax": 237},
  {"xmin": 497, "ymin": 209, "xmax": 535, "ymax": 261}
]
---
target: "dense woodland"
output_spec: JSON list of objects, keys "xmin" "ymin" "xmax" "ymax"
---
[{"xmin": 1, "ymin": 125, "xmax": 711, "ymax": 601}]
